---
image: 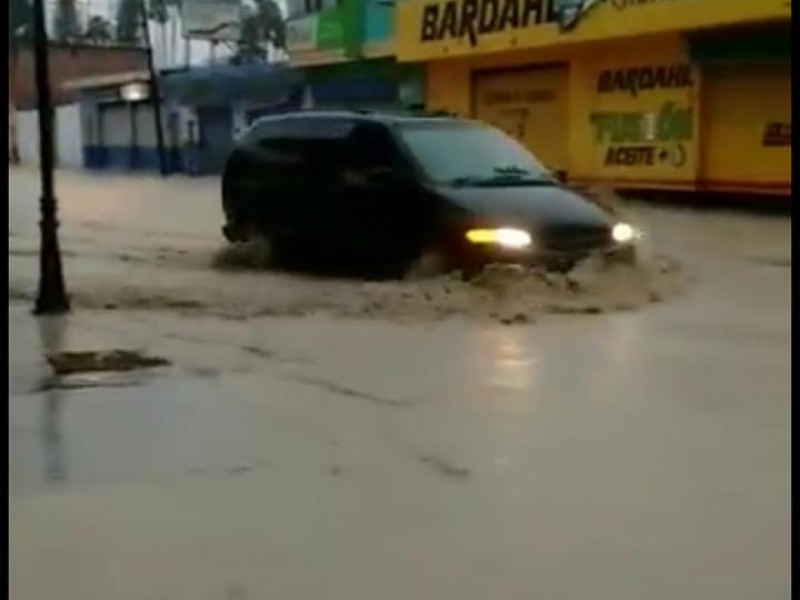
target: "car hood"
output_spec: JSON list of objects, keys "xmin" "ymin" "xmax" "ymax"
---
[{"xmin": 434, "ymin": 183, "xmax": 613, "ymax": 229}]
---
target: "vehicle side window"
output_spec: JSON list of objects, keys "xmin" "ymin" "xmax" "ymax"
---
[
  {"xmin": 257, "ymin": 135, "xmax": 306, "ymax": 166},
  {"xmin": 251, "ymin": 117, "xmax": 355, "ymax": 144},
  {"xmin": 343, "ymin": 123, "xmax": 407, "ymax": 173},
  {"xmin": 253, "ymin": 118, "xmax": 355, "ymax": 175}
]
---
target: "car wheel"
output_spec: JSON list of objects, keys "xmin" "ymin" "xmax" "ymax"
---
[{"xmin": 403, "ymin": 249, "xmax": 449, "ymax": 281}]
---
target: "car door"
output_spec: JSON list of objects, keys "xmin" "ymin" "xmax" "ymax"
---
[
  {"xmin": 238, "ymin": 119, "xmax": 309, "ymax": 237},
  {"xmin": 337, "ymin": 122, "xmax": 422, "ymax": 260},
  {"xmin": 242, "ymin": 117, "xmax": 353, "ymax": 247},
  {"xmin": 286, "ymin": 118, "xmax": 355, "ymax": 253}
]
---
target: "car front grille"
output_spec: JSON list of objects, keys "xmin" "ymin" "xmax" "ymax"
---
[{"xmin": 538, "ymin": 226, "xmax": 611, "ymax": 254}]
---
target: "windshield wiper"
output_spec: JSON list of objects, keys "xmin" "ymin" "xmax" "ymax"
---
[
  {"xmin": 450, "ymin": 175, "xmax": 489, "ymax": 187},
  {"xmin": 449, "ymin": 173, "xmax": 555, "ymax": 188},
  {"xmin": 492, "ymin": 165, "xmax": 533, "ymax": 176}
]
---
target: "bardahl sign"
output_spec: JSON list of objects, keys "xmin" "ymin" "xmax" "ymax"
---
[
  {"xmin": 610, "ymin": 0, "xmax": 679, "ymax": 9},
  {"xmin": 597, "ymin": 64, "xmax": 694, "ymax": 96},
  {"xmin": 420, "ymin": 0, "xmax": 556, "ymax": 47}
]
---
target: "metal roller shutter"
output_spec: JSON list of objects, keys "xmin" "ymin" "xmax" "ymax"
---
[
  {"xmin": 700, "ymin": 63, "xmax": 790, "ymax": 194},
  {"xmin": 100, "ymin": 103, "xmax": 132, "ymax": 169}
]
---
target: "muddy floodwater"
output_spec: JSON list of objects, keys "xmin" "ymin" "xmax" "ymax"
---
[
  {"xmin": 6, "ymin": 168, "xmax": 696, "ymax": 323},
  {"xmin": 8, "ymin": 168, "xmax": 791, "ymax": 600}
]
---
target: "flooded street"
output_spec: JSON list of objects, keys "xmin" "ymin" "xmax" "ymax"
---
[{"xmin": 8, "ymin": 168, "xmax": 791, "ymax": 599}]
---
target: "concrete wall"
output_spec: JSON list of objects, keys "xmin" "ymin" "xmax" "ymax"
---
[
  {"xmin": 16, "ymin": 110, "xmax": 40, "ymax": 164},
  {"xmin": 15, "ymin": 103, "xmax": 87, "ymax": 169}
]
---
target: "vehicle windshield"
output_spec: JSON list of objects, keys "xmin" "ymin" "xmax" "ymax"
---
[{"xmin": 397, "ymin": 121, "xmax": 556, "ymax": 187}]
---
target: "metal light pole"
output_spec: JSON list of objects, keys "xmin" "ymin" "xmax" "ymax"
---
[
  {"xmin": 32, "ymin": 0, "xmax": 70, "ymax": 315},
  {"xmin": 140, "ymin": 0, "xmax": 169, "ymax": 176}
]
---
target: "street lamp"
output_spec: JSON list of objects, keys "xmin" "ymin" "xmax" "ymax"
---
[
  {"xmin": 140, "ymin": 0, "xmax": 168, "ymax": 176},
  {"xmin": 31, "ymin": 0, "xmax": 70, "ymax": 315}
]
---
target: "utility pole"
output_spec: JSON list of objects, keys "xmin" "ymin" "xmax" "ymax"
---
[
  {"xmin": 140, "ymin": 0, "xmax": 168, "ymax": 176},
  {"xmin": 32, "ymin": 0, "xmax": 70, "ymax": 315}
]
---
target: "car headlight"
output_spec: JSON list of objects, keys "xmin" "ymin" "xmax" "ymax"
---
[
  {"xmin": 466, "ymin": 227, "xmax": 532, "ymax": 250},
  {"xmin": 611, "ymin": 222, "xmax": 639, "ymax": 244}
]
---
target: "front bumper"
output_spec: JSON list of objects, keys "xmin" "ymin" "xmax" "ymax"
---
[
  {"xmin": 452, "ymin": 223, "xmax": 638, "ymax": 271},
  {"xmin": 455, "ymin": 239, "xmax": 636, "ymax": 272}
]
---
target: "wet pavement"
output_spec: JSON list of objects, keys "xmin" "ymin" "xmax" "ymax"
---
[{"xmin": 8, "ymin": 167, "xmax": 791, "ymax": 599}]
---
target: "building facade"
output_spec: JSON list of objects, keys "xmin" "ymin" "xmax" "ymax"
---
[
  {"xmin": 286, "ymin": 0, "xmax": 425, "ymax": 109},
  {"xmin": 66, "ymin": 64, "xmax": 305, "ymax": 175},
  {"xmin": 64, "ymin": 71, "xmax": 183, "ymax": 172},
  {"xmin": 163, "ymin": 63, "xmax": 305, "ymax": 175},
  {"xmin": 9, "ymin": 43, "xmax": 149, "ymax": 168},
  {"xmin": 394, "ymin": 0, "xmax": 791, "ymax": 196}
]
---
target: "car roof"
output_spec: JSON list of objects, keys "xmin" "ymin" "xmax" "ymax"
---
[{"xmin": 249, "ymin": 109, "xmax": 468, "ymax": 128}]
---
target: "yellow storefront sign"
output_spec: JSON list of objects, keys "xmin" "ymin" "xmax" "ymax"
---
[
  {"xmin": 396, "ymin": 0, "xmax": 791, "ymax": 62},
  {"xmin": 570, "ymin": 54, "xmax": 700, "ymax": 185}
]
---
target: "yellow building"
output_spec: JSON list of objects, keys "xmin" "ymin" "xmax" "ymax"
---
[{"xmin": 395, "ymin": 0, "xmax": 791, "ymax": 196}]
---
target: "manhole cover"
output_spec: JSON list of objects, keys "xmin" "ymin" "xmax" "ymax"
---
[{"xmin": 47, "ymin": 350, "xmax": 170, "ymax": 376}]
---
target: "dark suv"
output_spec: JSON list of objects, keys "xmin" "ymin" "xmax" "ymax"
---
[{"xmin": 221, "ymin": 110, "xmax": 639, "ymax": 277}]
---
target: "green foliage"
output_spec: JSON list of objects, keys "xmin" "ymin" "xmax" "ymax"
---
[
  {"xmin": 234, "ymin": 0, "xmax": 286, "ymax": 63},
  {"xmin": 117, "ymin": 0, "xmax": 144, "ymax": 43},
  {"xmin": 54, "ymin": 0, "xmax": 81, "ymax": 42},
  {"xmin": 83, "ymin": 15, "xmax": 113, "ymax": 44},
  {"xmin": 149, "ymin": 0, "xmax": 170, "ymax": 24},
  {"xmin": 9, "ymin": 0, "xmax": 32, "ymax": 49},
  {"xmin": 253, "ymin": 0, "xmax": 286, "ymax": 50}
]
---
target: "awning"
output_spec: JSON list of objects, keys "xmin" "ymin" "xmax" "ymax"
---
[
  {"xmin": 62, "ymin": 70, "xmax": 150, "ymax": 92},
  {"xmin": 686, "ymin": 24, "xmax": 790, "ymax": 63},
  {"xmin": 161, "ymin": 63, "xmax": 305, "ymax": 106},
  {"xmin": 245, "ymin": 90, "xmax": 306, "ymax": 124},
  {"xmin": 311, "ymin": 79, "xmax": 398, "ymax": 104},
  {"xmin": 302, "ymin": 58, "xmax": 404, "ymax": 105}
]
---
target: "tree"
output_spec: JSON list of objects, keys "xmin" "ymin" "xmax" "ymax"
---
[
  {"xmin": 83, "ymin": 15, "xmax": 112, "ymax": 44},
  {"xmin": 148, "ymin": 0, "xmax": 169, "ymax": 24},
  {"xmin": 116, "ymin": 0, "xmax": 143, "ymax": 44},
  {"xmin": 253, "ymin": 0, "xmax": 286, "ymax": 50},
  {"xmin": 233, "ymin": 0, "xmax": 285, "ymax": 64},
  {"xmin": 54, "ymin": 0, "xmax": 81, "ymax": 42},
  {"xmin": 9, "ymin": 0, "xmax": 32, "ymax": 48},
  {"xmin": 233, "ymin": 5, "xmax": 267, "ymax": 64}
]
